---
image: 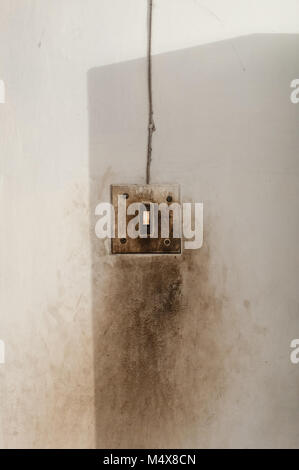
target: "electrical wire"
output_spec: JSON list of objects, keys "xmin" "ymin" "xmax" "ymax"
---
[{"xmin": 146, "ymin": 0, "xmax": 155, "ymax": 184}]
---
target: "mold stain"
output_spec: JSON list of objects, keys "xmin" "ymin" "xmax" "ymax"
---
[{"xmin": 92, "ymin": 240, "xmax": 228, "ymax": 448}]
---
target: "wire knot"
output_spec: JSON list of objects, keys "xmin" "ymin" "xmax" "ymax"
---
[{"xmin": 148, "ymin": 121, "xmax": 156, "ymax": 131}]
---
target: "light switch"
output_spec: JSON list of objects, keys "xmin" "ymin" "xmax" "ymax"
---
[{"xmin": 111, "ymin": 184, "xmax": 181, "ymax": 254}]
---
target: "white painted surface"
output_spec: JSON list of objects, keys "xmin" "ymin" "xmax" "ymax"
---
[{"xmin": 0, "ymin": 0, "xmax": 298, "ymax": 448}]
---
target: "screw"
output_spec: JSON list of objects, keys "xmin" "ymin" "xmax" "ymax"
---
[
  {"xmin": 166, "ymin": 195, "xmax": 172, "ymax": 203},
  {"xmin": 164, "ymin": 238, "xmax": 170, "ymax": 246},
  {"xmin": 120, "ymin": 238, "xmax": 127, "ymax": 244}
]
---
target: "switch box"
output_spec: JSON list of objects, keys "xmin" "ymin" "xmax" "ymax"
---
[{"xmin": 111, "ymin": 184, "xmax": 181, "ymax": 254}]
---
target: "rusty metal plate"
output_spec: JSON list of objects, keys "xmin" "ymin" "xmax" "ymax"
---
[{"xmin": 111, "ymin": 184, "xmax": 181, "ymax": 254}]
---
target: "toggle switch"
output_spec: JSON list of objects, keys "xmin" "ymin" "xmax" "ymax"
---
[
  {"xmin": 142, "ymin": 208, "xmax": 150, "ymax": 226},
  {"xmin": 111, "ymin": 184, "xmax": 181, "ymax": 254},
  {"xmin": 140, "ymin": 203, "xmax": 151, "ymax": 237}
]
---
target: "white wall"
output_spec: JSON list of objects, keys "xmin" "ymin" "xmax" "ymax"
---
[{"xmin": 0, "ymin": 0, "xmax": 299, "ymax": 448}]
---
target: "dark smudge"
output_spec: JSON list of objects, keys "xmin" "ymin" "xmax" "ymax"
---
[{"xmin": 93, "ymin": 240, "xmax": 228, "ymax": 448}]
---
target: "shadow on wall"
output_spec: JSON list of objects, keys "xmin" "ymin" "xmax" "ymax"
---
[{"xmin": 88, "ymin": 34, "xmax": 299, "ymax": 448}]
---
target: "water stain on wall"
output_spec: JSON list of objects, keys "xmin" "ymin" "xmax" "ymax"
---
[
  {"xmin": 87, "ymin": 46, "xmax": 239, "ymax": 449},
  {"xmin": 92, "ymin": 239, "xmax": 228, "ymax": 448}
]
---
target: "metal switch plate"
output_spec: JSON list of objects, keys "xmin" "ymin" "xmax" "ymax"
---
[{"xmin": 111, "ymin": 184, "xmax": 181, "ymax": 254}]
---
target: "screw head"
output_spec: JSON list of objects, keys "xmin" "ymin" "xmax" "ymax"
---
[
  {"xmin": 164, "ymin": 238, "xmax": 171, "ymax": 246},
  {"xmin": 120, "ymin": 238, "xmax": 127, "ymax": 244},
  {"xmin": 166, "ymin": 195, "xmax": 172, "ymax": 203}
]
